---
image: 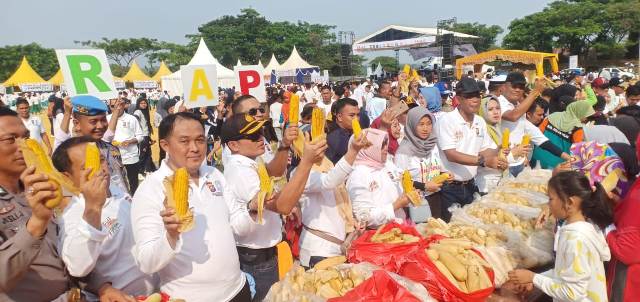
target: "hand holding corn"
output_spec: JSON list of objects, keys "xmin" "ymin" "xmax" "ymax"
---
[
  {"xmin": 20, "ymin": 166, "xmax": 58, "ymax": 237},
  {"xmin": 79, "ymin": 165, "xmax": 108, "ymax": 212},
  {"xmin": 301, "ymin": 132, "xmax": 328, "ymax": 165}
]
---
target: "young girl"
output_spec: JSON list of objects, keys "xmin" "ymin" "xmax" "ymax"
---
[{"xmin": 508, "ymin": 170, "xmax": 613, "ymax": 302}]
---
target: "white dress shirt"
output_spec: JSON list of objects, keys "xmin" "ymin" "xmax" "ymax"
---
[
  {"xmin": 107, "ymin": 113, "xmax": 144, "ymax": 165},
  {"xmin": 224, "ymin": 154, "xmax": 282, "ymax": 249},
  {"xmin": 59, "ymin": 189, "xmax": 156, "ymax": 300},
  {"xmin": 131, "ymin": 161, "xmax": 245, "ymax": 302},
  {"xmin": 21, "ymin": 116, "xmax": 45, "ymax": 144},
  {"xmin": 347, "ymin": 164, "xmax": 406, "ymax": 228},
  {"xmin": 498, "ymin": 96, "xmax": 549, "ymax": 166},
  {"xmin": 296, "ymin": 158, "xmax": 353, "ymax": 266},
  {"xmin": 435, "ymin": 108, "xmax": 496, "ymax": 181},
  {"xmin": 316, "ymin": 100, "xmax": 334, "ymax": 119}
]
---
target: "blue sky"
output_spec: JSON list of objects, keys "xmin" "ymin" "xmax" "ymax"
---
[{"xmin": 1, "ymin": 0, "xmax": 552, "ymax": 63}]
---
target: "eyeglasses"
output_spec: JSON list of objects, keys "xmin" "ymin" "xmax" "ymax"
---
[{"xmin": 247, "ymin": 108, "xmax": 266, "ymax": 116}]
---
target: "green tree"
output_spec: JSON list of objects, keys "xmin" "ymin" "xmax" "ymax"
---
[
  {"xmin": 370, "ymin": 56, "xmax": 398, "ymax": 73},
  {"xmin": 75, "ymin": 38, "xmax": 161, "ymax": 70},
  {"xmin": 444, "ymin": 22, "xmax": 503, "ymax": 52},
  {"xmin": 0, "ymin": 43, "xmax": 58, "ymax": 82}
]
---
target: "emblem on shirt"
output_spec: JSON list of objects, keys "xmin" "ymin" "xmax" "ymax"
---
[
  {"xmin": 103, "ymin": 217, "xmax": 122, "ymax": 238},
  {"xmin": 368, "ymin": 181, "xmax": 379, "ymax": 192},
  {"xmin": 205, "ymin": 180, "xmax": 223, "ymax": 195},
  {"xmin": 454, "ymin": 130, "xmax": 463, "ymax": 142}
]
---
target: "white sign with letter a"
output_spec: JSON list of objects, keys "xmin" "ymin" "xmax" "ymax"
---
[
  {"xmin": 234, "ymin": 65, "xmax": 266, "ymax": 103},
  {"xmin": 181, "ymin": 65, "xmax": 218, "ymax": 108},
  {"xmin": 55, "ymin": 49, "xmax": 118, "ymax": 99}
]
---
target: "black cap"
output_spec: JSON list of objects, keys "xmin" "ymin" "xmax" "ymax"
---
[
  {"xmin": 506, "ymin": 72, "xmax": 526, "ymax": 86},
  {"xmin": 221, "ymin": 114, "xmax": 266, "ymax": 144},
  {"xmin": 609, "ymin": 77, "xmax": 624, "ymax": 88},
  {"xmin": 455, "ymin": 77, "xmax": 481, "ymax": 94}
]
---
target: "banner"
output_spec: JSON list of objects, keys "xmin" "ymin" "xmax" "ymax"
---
[
  {"xmin": 234, "ymin": 65, "xmax": 266, "ymax": 102},
  {"xmin": 569, "ymin": 55, "xmax": 578, "ymax": 69},
  {"xmin": 181, "ymin": 65, "xmax": 218, "ymax": 108},
  {"xmin": 114, "ymin": 81, "xmax": 126, "ymax": 89},
  {"xmin": 405, "ymin": 44, "xmax": 478, "ymax": 61},
  {"xmin": 55, "ymin": 49, "xmax": 118, "ymax": 99},
  {"xmin": 133, "ymin": 81, "xmax": 158, "ymax": 89},
  {"xmin": 19, "ymin": 83, "xmax": 53, "ymax": 92},
  {"xmin": 353, "ymin": 36, "xmax": 436, "ymax": 53}
]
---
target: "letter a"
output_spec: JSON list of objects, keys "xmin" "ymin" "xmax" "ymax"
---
[{"xmin": 189, "ymin": 69, "xmax": 213, "ymax": 101}]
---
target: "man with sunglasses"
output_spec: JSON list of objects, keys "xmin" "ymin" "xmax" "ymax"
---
[
  {"xmin": 55, "ymin": 95, "xmax": 131, "ymax": 194},
  {"xmin": 222, "ymin": 114, "xmax": 327, "ymax": 301},
  {"xmin": 436, "ymin": 78, "xmax": 508, "ymax": 222},
  {"xmin": 499, "ymin": 72, "xmax": 570, "ymax": 173}
]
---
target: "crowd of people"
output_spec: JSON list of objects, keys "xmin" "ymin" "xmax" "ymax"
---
[{"xmin": 1, "ymin": 66, "xmax": 640, "ymax": 302}]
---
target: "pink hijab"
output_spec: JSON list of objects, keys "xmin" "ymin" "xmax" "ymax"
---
[{"xmin": 353, "ymin": 128, "xmax": 389, "ymax": 170}]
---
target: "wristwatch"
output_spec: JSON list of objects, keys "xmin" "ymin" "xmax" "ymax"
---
[{"xmin": 477, "ymin": 155, "xmax": 486, "ymax": 167}]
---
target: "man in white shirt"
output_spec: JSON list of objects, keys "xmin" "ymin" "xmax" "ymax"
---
[
  {"xmin": 52, "ymin": 137, "xmax": 155, "ymax": 301},
  {"xmin": 107, "ymin": 106, "xmax": 144, "ymax": 193},
  {"xmin": 436, "ymin": 78, "xmax": 507, "ymax": 222},
  {"xmin": 131, "ymin": 112, "xmax": 251, "ymax": 302},
  {"xmin": 269, "ymin": 97, "xmax": 283, "ymax": 141},
  {"xmin": 221, "ymin": 113, "xmax": 326, "ymax": 301},
  {"xmin": 316, "ymin": 85, "xmax": 334, "ymax": 119},
  {"xmin": 15, "ymin": 98, "xmax": 52, "ymax": 154},
  {"xmin": 302, "ymin": 83, "xmax": 317, "ymax": 104},
  {"xmin": 606, "ymin": 77, "xmax": 627, "ymax": 114},
  {"xmin": 367, "ymin": 81, "xmax": 391, "ymax": 122}
]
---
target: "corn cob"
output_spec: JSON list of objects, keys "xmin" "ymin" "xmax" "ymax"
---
[
  {"xmin": 403, "ymin": 64, "xmax": 411, "ymax": 75},
  {"xmin": 256, "ymin": 159, "xmax": 273, "ymax": 224},
  {"xmin": 501, "ymin": 128, "xmax": 510, "ymax": 149},
  {"xmin": 351, "ymin": 118, "xmax": 362, "ymax": 139},
  {"xmin": 401, "ymin": 170, "xmax": 421, "ymax": 206},
  {"xmin": 291, "ymin": 128, "xmax": 305, "ymax": 158},
  {"xmin": 289, "ymin": 94, "xmax": 300, "ymax": 124},
  {"xmin": 311, "ymin": 108, "xmax": 325, "ymax": 141},
  {"xmin": 84, "ymin": 142, "xmax": 101, "ymax": 179},
  {"xmin": 19, "ymin": 138, "xmax": 79, "ymax": 208},
  {"xmin": 173, "ymin": 168, "xmax": 189, "ymax": 218},
  {"xmin": 521, "ymin": 134, "xmax": 531, "ymax": 145},
  {"xmin": 431, "ymin": 173, "xmax": 450, "ymax": 184}
]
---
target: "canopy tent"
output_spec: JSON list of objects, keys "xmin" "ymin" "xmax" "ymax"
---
[
  {"xmin": 352, "ymin": 25, "xmax": 478, "ymax": 54},
  {"xmin": 257, "ymin": 59, "xmax": 264, "ymax": 69},
  {"xmin": 47, "ymin": 69, "xmax": 63, "ymax": 86},
  {"xmin": 122, "ymin": 61, "xmax": 152, "ymax": 82},
  {"xmin": 264, "ymin": 54, "xmax": 281, "ymax": 83},
  {"xmin": 455, "ymin": 49, "xmax": 559, "ymax": 79},
  {"xmin": 276, "ymin": 46, "xmax": 320, "ymax": 84},
  {"xmin": 3, "ymin": 56, "xmax": 47, "ymax": 87},
  {"xmin": 151, "ymin": 61, "xmax": 172, "ymax": 82},
  {"xmin": 161, "ymin": 38, "xmax": 236, "ymax": 96},
  {"xmin": 373, "ymin": 62, "xmax": 383, "ymax": 77},
  {"xmin": 236, "ymin": 59, "xmax": 243, "ymax": 67}
]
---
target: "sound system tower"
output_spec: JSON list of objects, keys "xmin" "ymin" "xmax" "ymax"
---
[{"xmin": 441, "ymin": 33, "xmax": 454, "ymax": 82}]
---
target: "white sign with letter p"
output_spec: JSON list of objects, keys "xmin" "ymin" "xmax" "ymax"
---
[
  {"xmin": 235, "ymin": 65, "xmax": 266, "ymax": 103},
  {"xmin": 181, "ymin": 65, "xmax": 218, "ymax": 109},
  {"xmin": 55, "ymin": 49, "xmax": 118, "ymax": 99}
]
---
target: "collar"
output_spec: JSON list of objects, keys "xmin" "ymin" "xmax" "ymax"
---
[
  {"xmin": 226, "ymin": 153, "xmax": 258, "ymax": 168},
  {"xmin": 453, "ymin": 108, "xmax": 478, "ymax": 125}
]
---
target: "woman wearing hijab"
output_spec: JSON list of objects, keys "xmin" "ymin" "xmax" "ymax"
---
[
  {"xmin": 133, "ymin": 97, "xmax": 156, "ymax": 174},
  {"xmin": 370, "ymin": 117, "xmax": 400, "ymax": 157},
  {"xmin": 420, "ymin": 86, "xmax": 444, "ymax": 119},
  {"xmin": 475, "ymin": 96, "xmax": 530, "ymax": 194},
  {"xmin": 394, "ymin": 107, "xmax": 448, "ymax": 219},
  {"xmin": 532, "ymin": 100, "xmax": 595, "ymax": 169},
  {"xmin": 347, "ymin": 128, "xmax": 410, "ymax": 228}
]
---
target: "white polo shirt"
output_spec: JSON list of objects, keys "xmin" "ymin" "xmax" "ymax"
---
[
  {"xmin": 435, "ymin": 108, "xmax": 496, "ymax": 181},
  {"xmin": 499, "ymin": 96, "xmax": 549, "ymax": 166},
  {"xmin": 131, "ymin": 161, "xmax": 245, "ymax": 302},
  {"xmin": 224, "ymin": 153, "xmax": 282, "ymax": 249},
  {"xmin": 107, "ymin": 113, "xmax": 144, "ymax": 165},
  {"xmin": 21, "ymin": 116, "xmax": 46, "ymax": 144}
]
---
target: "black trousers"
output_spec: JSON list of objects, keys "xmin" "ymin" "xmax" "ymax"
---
[
  {"xmin": 138, "ymin": 136, "xmax": 156, "ymax": 173},
  {"xmin": 125, "ymin": 162, "xmax": 140, "ymax": 194}
]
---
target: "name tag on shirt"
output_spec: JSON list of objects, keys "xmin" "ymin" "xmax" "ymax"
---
[{"xmin": 205, "ymin": 180, "xmax": 224, "ymax": 196}]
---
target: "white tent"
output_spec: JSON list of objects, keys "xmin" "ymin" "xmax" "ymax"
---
[
  {"xmin": 277, "ymin": 46, "xmax": 318, "ymax": 72},
  {"xmin": 236, "ymin": 59, "xmax": 243, "ymax": 67},
  {"xmin": 257, "ymin": 59, "xmax": 264, "ymax": 69},
  {"xmin": 161, "ymin": 38, "xmax": 235, "ymax": 96},
  {"xmin": 373, "ymin": 62, "xmax": 383, "ymax": 77},
  {"xmin": 264, "ymin": 54, "xmax": 280, "ymax": 77},
  {"xmin": 366, "ymin": 66, "xmax": 373, "ymax": 77}
]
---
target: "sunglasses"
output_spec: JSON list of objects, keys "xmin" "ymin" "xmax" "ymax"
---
[
  {"xmin": 234, "ymin": 131, "xmax": 264, "ymax": 142},
  {"xmin": 248, "ymin": 107, "xmax": 266, "ymax": 116}
]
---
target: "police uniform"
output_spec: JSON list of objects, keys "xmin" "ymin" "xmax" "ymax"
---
[
  {"xmin": 0, "ymin": 186, "xmax": 69, "ymax": 302},
  {"xmin": 69, "ymin": 96, "xmax": 131, "ymax": 194}
]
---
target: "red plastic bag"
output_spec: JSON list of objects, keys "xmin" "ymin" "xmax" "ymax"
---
[
  {"xmin": 347, "ymin": 222, "xmax": 423, "ymax": 272},
  {"xmin": 398, "ymin": 236, "xmax": 495, "ymax": 302},
  {"xmin": 328, "ymin": 270, "xmax": 422, "ymax": 302}
]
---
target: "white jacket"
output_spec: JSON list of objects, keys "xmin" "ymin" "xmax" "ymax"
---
[{"xmin": 533, "ymin": 221, "xmax": 610, "ymax": 302}]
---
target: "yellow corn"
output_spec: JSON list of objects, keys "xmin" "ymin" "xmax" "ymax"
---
[
  {"xmin": 402, "ymin": 170, "xmax": 421, "ymax": 206},
  {"xmin": 84, "ymin": 143, "xmax": 101, "ymax": 179},
  {"xmin": 256, "ymin": 160, "xmax": 272, "ymax": 224},
  {"xmin": 352, "ymin": 118, "xmax": 362, "ymax": 139},
  {"xmin": 432, "ymin": 173, "xmax": 450, "ymax": 184},
  {"xmin": 172, "ymin": 168, "xmax": 189, "ymax": 218},
  {"xmin": 311, "ymin": 108, "xmax": 325, "ymax": 141},
  {"xmin": 19, "ymin": 138, "xmax": 79, "ymax": 208},
  {"xmin": 403, "ymin": 64, "xmax": 411, "ymax": 75},
  {"xmin": 289, "ymin": 94, "xmax": 300, "ymax": 124},
  {"xmin": 501, "ymin": 128, "xmax": 510, "ymax": 149},
  {"xmin": 521, "ymin": 134, "xmax": 531, "ymax": 146}
]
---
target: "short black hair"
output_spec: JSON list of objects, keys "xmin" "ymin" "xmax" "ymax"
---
[
  {"xmin": 301, "ymin": 104, "xmax": 314, "ymax": 120},
  {"xmin": 627, "ymin": 85, "xmax": 640, "ymax": 97},
  {"xmin": 232, "ymin": 94, "xmax": 257, "ymax": 114},
  {"xmin": 541, "ymin": 88, "xmax": 553, "ymax": 99},
  {"xmin": 333, "ymin": 86, "xmax": 345, "ymax": 97},
  {"xmin": 52, "ymin": 136, "xmax": 97, "ymax": 173},
  {"xmin": 158, "ymin": 112, "xmax": 203, "ymax": 141},
  {"xmin": 528, "ymin": 97, "xmax": 548, "ymax": 114},
  {"xmin": 15, "ymin": 98, "xmax": 29, "ymax": 108},
  {"xmin": 333, "ymin": 98, "xmax": 358, "ymax": 115},
  {"xmin": 320, "ymin": 85, "xmax": 331, "ymax": 92},
  {"xmin": 0, "ymin": 107, "xmax": 18, "ymax": 118}
]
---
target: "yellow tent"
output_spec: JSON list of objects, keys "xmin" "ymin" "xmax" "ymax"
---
[
  {"xmin": 151, "ymin": 61, "xmax": 172, "ymax": 82},
  {"xmin": 3, "ymin": 56, "xmax": 47, "ymax": 86},
  {"xmin": 455, "ymin": 49, "xmax": 559, "ymax": 79},
  {"xmin": 122, "ymin": 61, "xmax": 151, "ymax": 82},
  {"xmin": 48, "ymin": 69, "xmax": 63, "ymax": 86}
]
